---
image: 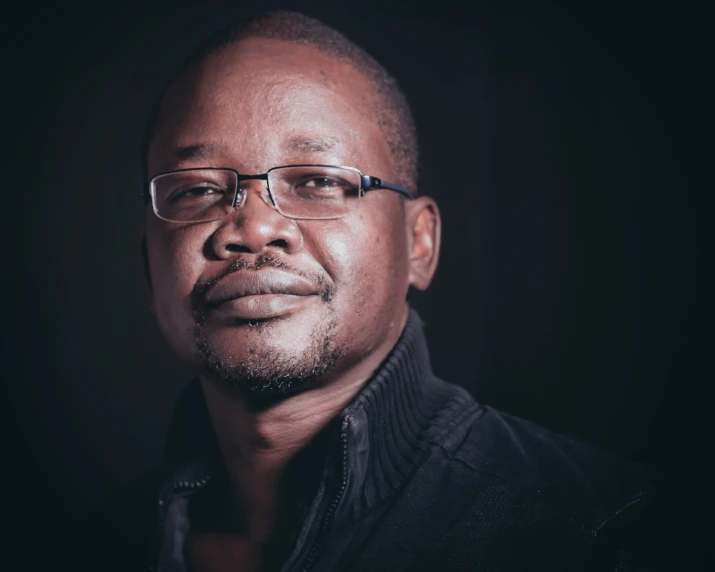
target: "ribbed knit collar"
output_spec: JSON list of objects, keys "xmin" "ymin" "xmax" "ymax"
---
[{"xmin": 162, "ymin": 309, "xmax": 441, "ymax": 514}]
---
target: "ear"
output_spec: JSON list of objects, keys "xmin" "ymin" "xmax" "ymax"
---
[
  {"xmin": 405, "ymin": 196, "xmax": 441, "ymax": 291},
  {"xmin": 140, "ymin": 232, "xmax": 155, "ymax": 312}
]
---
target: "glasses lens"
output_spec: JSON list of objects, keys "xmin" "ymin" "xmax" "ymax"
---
[
  {"xmin": 268, "ymin": 166, "xmax": 360, "ymax": 219},
  {"xmin": 151, "ymin": 169, "xmax": 238, "ymax": 222}
]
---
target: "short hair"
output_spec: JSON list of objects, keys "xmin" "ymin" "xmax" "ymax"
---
[{"xmin": 143, "ymin": 11, "xmax": 419, "ymax": 194}]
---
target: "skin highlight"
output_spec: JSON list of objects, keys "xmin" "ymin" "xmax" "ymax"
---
[{"xmin": 144, "ymin": 37, "xmax": 440, "ymax": 570}]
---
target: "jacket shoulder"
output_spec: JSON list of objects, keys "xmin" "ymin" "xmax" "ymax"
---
[
  {"xmin": 80, "ymin": 469, "xmax": 162, "ymax": 571},
  {"xmin": 425, "ymin": 379, "xmax": 659, "ymax": 527},
  {"xmin": 398, "ymin": 380, "xmax": 700, "ymax": 569}
]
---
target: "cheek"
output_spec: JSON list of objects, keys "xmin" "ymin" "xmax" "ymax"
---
[
  {"xmin": 314, "ymin": 227, "xmax": 356, "ymax": 284},
  {"xmin": 145, "ymin": 221, "xmax": 207, "ymax": 344},
  {"xmin": 308, "ymin": 205, "xmax": 408, "ymax": 315}
]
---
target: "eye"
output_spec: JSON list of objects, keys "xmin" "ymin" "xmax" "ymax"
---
[
  {"xmin": 293, "ymin": 175, "xmax": 355, "ymax": 193},
  {"xmin": 277, "ymin": 167, "xmax": 360, "ymax": 201},
  {"xmin": 299, "ymin": 177, "xmax": 343, "ymax": 189},
  {"xmin": 170, "ymin": 185, "xmax": 228, "ymax": 202}
]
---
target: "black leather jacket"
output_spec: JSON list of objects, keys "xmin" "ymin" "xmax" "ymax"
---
[{"xmin": 87, "ymin": 310, "xmax": 700, "ymax": 571}]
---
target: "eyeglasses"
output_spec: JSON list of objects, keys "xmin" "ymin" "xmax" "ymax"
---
[{"xmin": 147, "ymin": 164, "xmax": 414, "ymax": 223}]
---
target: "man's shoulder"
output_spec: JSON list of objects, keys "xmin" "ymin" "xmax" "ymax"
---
[
  {"xmin": 421, "ymin": 378, "xmax": 659, "ymax": 528},
  {"xmin": 367, "ymin": 378, "xmax": 698, "ymax": 570},
  {"xmin": 92, "ymin": 468, "xmax": 163, "ymax": 524},
  {"xmin": 81, "ymin": 469, "xmax": 163, "ymax": 571}
]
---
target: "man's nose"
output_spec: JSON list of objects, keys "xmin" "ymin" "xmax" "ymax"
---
[{"xmin": 210, "ymin": 181, "xmax": 302, "ymax": 258}]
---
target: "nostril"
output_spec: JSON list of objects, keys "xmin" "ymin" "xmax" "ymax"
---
[
  {"xmin": 267, "ymin": 239, "xmax": 288, "ymax": 248},
  {"xmin": 225, "ymin": 244, "xmax": 252, "ymax": 253}
]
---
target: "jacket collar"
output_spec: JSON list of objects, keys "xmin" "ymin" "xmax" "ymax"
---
[{"xmin": 161, "ymin": 309, "xmax": 442, "ymax": 515}]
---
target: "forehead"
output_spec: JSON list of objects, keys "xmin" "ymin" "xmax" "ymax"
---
[{"xmin": 149, "ymin": 38, "xmax": 392, "ymax": 176}]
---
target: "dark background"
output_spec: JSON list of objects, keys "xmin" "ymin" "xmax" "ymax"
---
[{"xmin": 3, "ymin": 0, "xmax": 713, "ymax": 568}]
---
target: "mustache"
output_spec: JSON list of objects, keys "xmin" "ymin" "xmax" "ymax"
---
[{"xmin": 191, "ymin": 254, "xmax": 334, "ymax": 312}]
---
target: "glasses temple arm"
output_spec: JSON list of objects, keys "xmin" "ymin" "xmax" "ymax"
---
[{"xmin": 360, "ymin": 175, "xmax": 414, "ymax": 199}]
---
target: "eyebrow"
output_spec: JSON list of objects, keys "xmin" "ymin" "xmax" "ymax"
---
[
  {"xmin": 286, "ymin": 136, "xmax": 340, "ymax": 154},
  {"xmin": 170, "ymin": 137, "xmax": 340, "ymax": 165},
  {"xmin": 173, "ymin": 143, "xmax": 221, "ymax": 162}
]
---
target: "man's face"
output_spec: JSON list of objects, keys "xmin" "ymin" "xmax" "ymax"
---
[{"xmin": 145, "ymin": 38, "xmax": 420, "ymax": 395}]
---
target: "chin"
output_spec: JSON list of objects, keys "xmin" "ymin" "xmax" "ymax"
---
[
  {"xmin": 198, "ymin": 309, "xmax": 323, "ymax": 349},
  {"xmin": 192, "ymin": 311, "xmax": 345, "ymax": 396},
  {"xmin": 202, "ymin": 320, "xmax": 315, "ymax": 361}
]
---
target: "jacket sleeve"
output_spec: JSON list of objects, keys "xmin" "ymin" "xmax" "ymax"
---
[{"xmin": 585, "ymin": 490, "xmax": 710, "ymax": 572}]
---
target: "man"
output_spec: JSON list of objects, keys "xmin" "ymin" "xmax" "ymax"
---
[{"xmin": 90, "ymin": 10, "xmax": 693, "ymax": 572}]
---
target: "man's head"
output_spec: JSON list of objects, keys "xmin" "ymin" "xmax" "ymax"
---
[{"xmin": 143, "ymin": 11, "xmax": 440, "ymax": 399}]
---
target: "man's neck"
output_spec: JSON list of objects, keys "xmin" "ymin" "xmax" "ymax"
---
[{"xmin": 198, "ymin": 307, "xmax": 409, "ymax": 544}]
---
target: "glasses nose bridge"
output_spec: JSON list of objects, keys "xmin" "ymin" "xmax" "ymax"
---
[{"xmin": 233, "ymin": 173, "xmax": 272, "ymax": 208}]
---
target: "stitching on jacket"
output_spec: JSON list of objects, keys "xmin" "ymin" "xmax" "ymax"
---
[{"xmin": 593, "ymin": 494, "xmax": 647, "ymax": 532}]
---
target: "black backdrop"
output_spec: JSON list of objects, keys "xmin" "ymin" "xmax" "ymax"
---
[{"xmin": 3, "ymin": 0, "xmax": 713, "ymax": 568}]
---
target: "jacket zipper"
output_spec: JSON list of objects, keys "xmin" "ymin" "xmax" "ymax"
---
[
  {"xmin": 149, "ymin": 472, "xmax": 215, "ymax": 572},
  {"xmin": 300, "ymin": 425, "xmax": 349, "ymax": 572}
]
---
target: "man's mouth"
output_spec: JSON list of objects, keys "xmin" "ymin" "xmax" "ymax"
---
[
  {"xmin": 202, "ymin": 269, "xmax": 321, "ymax": 321},
  {"xmin": 209, "ymin": 293, "xmax": 315, "ymax": 321}
]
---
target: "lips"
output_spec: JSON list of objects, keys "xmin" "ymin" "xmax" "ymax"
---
[{"xmin": 203, "ymin": 269, "xmax": 321, "ymax": 320}]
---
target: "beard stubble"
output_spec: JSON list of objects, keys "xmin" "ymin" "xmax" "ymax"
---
[{"xmin": 191, "ymin": 255, "xmax": 345, "ymax": 399}]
